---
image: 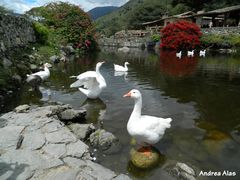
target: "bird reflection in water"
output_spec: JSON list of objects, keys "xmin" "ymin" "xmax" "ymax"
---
[
  {"xmin": 114, "ymin": 71, "xmax": 128, "ymax": 81},
  {"xmin": 81, "ymin": 98, "xmax": 106, "ymax": 127}
]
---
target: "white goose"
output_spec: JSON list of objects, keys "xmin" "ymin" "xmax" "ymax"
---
[
  {"xmin": 187, "ymin": 50, "xmax": 194, "ymax": 57},
  {"xmin": 176, "ymin": 51, "xmax": 182, "ymax": 59},
  {"xmin": 199, "ymin": 49, "xmax": 206, "ymax": 57},
  {"xmin": 123, "ymin": 89, "xmax": 172, "ymax": 155},
  {"xmin": 70, "ymin": 61, "xmax": 106, "ymax": 99},
  {"xmin": 26, "ymin": 63, "xmax": 52, "ymax": 88},
  {"xmin": 27, "ymin": 63, "xmax": 52, "ymax": 81},
  {"xmin": 114, "ymin": 62, "xmax": 130, "ymax": 72}
]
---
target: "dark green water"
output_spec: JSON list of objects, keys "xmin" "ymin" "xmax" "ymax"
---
[{"xmin": 1, "ymin": 48, "xmax": 240, "ymax": 179}]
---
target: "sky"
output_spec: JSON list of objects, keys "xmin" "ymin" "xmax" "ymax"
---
[{"xmin": 0, "ymin": 0, "xmax": 129, "ymax": 14}]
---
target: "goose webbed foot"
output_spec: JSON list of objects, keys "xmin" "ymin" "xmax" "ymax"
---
[{"xmin": 137, "ymin": 146, "xmax": 152, "ymax": 157}]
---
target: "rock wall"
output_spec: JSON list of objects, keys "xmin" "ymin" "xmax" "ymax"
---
[
  {"xmin": 201, "ymin": 27, "xmax": 240, "ymax": 35},
  {"xmin": 0, "ymin": 14, "xmax": 36, "ymax": 53},
  {"xmin": 98, "ymin": 36, "xmax": 149, "ymax": 48}
]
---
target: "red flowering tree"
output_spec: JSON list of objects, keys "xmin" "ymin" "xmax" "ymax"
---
[
  {"xmin": 26, "ymin": 2, "xmax": 97, "ymax": 51},
  {"xmin": 160, "ymin": 20, "xmax": 202, "ymax": 50}
]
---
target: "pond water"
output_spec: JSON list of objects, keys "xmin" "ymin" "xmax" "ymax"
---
[{"xmin": 1, "ymin": 48, "xmax": 240, "ymax": 179}]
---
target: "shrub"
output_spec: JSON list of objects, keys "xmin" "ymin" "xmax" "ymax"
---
[
  {"xmin": 160, "ymin": 20, "xmax": 202, "ymax": 50},
  {"xmin": 33, "ymin": 22, "xmax": 49, "ymax": 44},
  {"xmin": 27, "ymin": 2, "xmax": 97, "ymax": 52},
  {"xmin": 201, "ymin": 34, "xmax": 240, "ymax": 48},
  {"xmin": 151, "ymin": 34, "xmax": 160, "ymax": 42}
]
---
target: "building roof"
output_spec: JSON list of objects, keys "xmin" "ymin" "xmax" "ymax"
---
[
  {"xmin": 141, "ymin": 5, "xmax": 240, "ymax": 26},
  {"xmin": 142, "ymin": 11, "xmax": 195, "ymax": 26},
  {"xmin": 194, "ymin": 5, "xmax": 240, "ymax": 17}
]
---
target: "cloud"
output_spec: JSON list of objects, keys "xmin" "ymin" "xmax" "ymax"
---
[{"xmin": 0, "ymin": 0, "xmax": 129, "ymax": 14}]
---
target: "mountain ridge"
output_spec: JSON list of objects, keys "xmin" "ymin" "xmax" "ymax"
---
[{"xmin": 88, "ymin": 6, "xmax": 118, "ymax": 20}]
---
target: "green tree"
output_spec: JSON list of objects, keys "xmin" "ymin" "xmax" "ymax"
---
[
  {"xmin": 26, "ymin": 2, "xmax": 97, "ymax": 51},
  {"xmin": 0, "ymin": 6, "xmax": 13, "ymax": 14},
  {"xmin": 128, "ymin": 1, "xmax": 165, "ymax": 29}
]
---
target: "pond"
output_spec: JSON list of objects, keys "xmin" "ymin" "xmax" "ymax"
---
[{"xmin": 1, "ymin": 47, "xmax": 240, "ymax": 179}]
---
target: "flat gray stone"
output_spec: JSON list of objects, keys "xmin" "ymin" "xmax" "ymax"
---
[
  {"xmin": 63, "ymin": 157, "xmax": 117, "ymax": 180},
  {"xmin": 45, "ymin": 128, "xmax": 77, "ymax": 144},
  {"xmin": 0, "ymin": 118, "xmax": 8, "ymax": 128},
  {"xmin": 42, "ymin": 121, "xmax": 64, "ymax": 133},
  {"xmin": 113, "ymin": 174, "xmax": 132, "ymax": 180},
  {"xmin": 176, "ymin": 162, "xmax": 195, "ymax": 176},
  {"xmin": 32, "ymin": 166, "xmax": 77, "ymax": 180},
  {"xmin": 68, "ymin": 123, "xmax": 95, "ymax": 140},
  {"xmin": 83, "ymin": 160, "xmax": 117, "ymax": 180},
  {"xmin": 14, "ymin": 105, "xmax": 30, "ymax": 113},
  {"xmin": 58, "ymin": 109, "xmax": 86, "ymax": 122},
  {"xmin": 43, "ymin": 144, "xmax": 66, "ymax": 158},
  {"xmin": 66, "ymin": 140, "xmax": 89, "ymax": 158},
  {"xmin": 0, "ymin": 149, "xmax": 63, "ymax": 171},
  {"xmin": 63, "ymin": 157, "xmax": 87, "ymax": 168},
  {"xmin": 0, "ymin": 164, "xmax": 34, "ymax": 180},
  {"xmin": 22, "ymin": 130, "xmax": 45, "ymax": 150},
  {"xmin": 0, "ymin": 126, "xmax": 25, "ymax": 150}
]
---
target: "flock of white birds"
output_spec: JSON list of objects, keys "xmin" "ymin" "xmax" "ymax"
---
[
  {"xmin": 26, "ymin": 60, "xmax": 172, "ymax": 155},
  {"xmin": 176, "ymin": 49, "xmax": 206, "ymax": 59}
]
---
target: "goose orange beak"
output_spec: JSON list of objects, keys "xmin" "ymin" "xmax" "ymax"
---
[{"xmin": 123, "ymin": 91, "xmax": 131, "ymax": 97}]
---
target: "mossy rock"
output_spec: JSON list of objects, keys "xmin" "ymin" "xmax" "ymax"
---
[
  {"xmin": 205, "ymin": 130, "xmax": 229, "ymax": 141},
  {"xmin": 130, "ymin": 147, "xmax": 163, "ymax": 169}
]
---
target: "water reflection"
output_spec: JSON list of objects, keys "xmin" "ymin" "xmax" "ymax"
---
[
  {"xmin": 114, "ymin": 71, "xmax": 128, "ymax": 81},
  {"xmin": 2, "ymin": 48, "xmax": 240, "ymax": 179},
  {"xmin": 160, "ymin": 50, "xmax": 198, "ymax": 77},
  {"xmin": 81, "ymin": 98, "xmax": 106, "ymax": 125}
]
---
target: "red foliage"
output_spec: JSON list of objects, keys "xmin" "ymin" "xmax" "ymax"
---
[
  {"xmin": 160, "ymin": 20, "xmax": 202, "ymax": 50},
  {"xmin": 160, "ymin": 50, "xmax": 198, "ymax": 77}
]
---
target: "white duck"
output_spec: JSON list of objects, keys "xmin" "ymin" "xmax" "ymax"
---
[
  {"xmin": 199, "ymin": 49, "xmax": 206, "ymax": 57},
  {"xmin": 176, "ymin": 51, "xmax": 182, "ymax": 59},
  {"xmin": 70, "ymin": 61, "xmax": 106, "ymax": 99},
  {"xmin": 123, "ymin": 89, "xmax": 172, "ymax": 155},
  {"xmin": 114, "ymin": 62, "xmax": 130, "ymax": 72},
  {"xmin": 187, "ymin": 50, "xmax": 194, "ymax": 57}
]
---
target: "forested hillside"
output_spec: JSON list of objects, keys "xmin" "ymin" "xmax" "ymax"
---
[
  {"xmin": 96, "ymin": 0, "xmax": 240, "ymax": 37},
  {"xmin": 88, "ymin": 6, "xmax": 118, "ymax": 20}
]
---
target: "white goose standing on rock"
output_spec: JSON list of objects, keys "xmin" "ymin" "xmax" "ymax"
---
[
  {"xmin": 70, "ymin": 61, "xmax": 106, "ymax": 99},
  {"xmin": 114, "ymin": 62, "xmax": 130, "ymax": 72},
  {"xmin": 123, "ymin": 89, "xmax": 172, "ymax": 156}
]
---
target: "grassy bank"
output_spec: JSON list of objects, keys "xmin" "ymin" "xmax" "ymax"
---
[{"xmin": 201, "ymin": 34, "xmax": 240, "ymax": 49}]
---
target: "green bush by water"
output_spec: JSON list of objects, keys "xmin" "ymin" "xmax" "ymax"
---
[
  {"xmin": 33, "ymin": 22, "xmax": 49, "ymax": 44},
  {"xmin": 201, "ymin": 34, "xmax": 240, "ymax": 48}
]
